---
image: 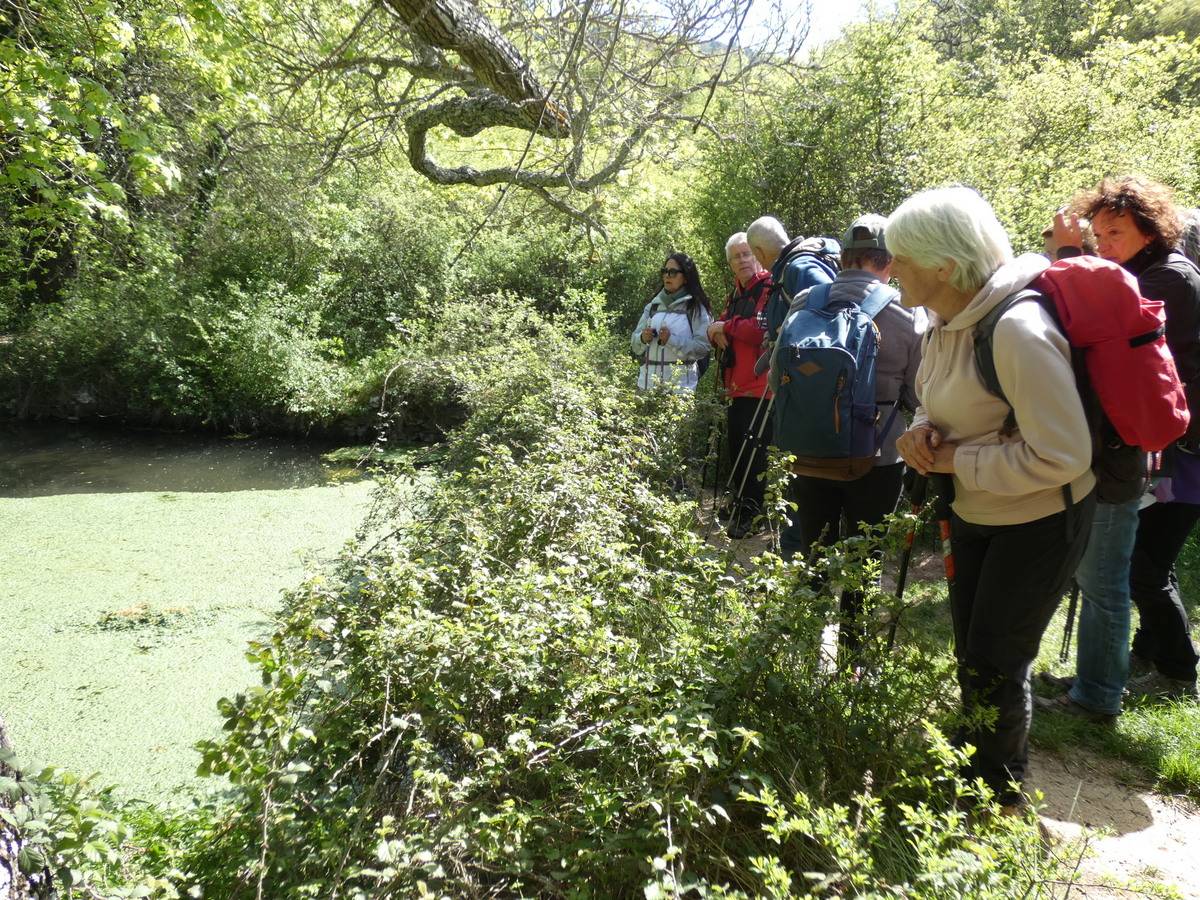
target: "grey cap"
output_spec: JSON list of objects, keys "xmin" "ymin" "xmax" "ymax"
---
[{"xmin": 841, "ymin": 214, "xmax": 888, "ymax": 253}]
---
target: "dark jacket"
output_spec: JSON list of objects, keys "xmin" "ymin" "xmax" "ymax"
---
[{"xmin": 1124, "ymin": 242, "xmax": 1200, "ymax": 442}]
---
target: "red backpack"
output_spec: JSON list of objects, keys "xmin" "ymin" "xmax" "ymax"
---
[{"xmin": 974, "ymin": 255, "xmax": 1189, "ymax": 455}]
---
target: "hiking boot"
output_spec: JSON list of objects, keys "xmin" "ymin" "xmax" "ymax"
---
[
  {"xmin": 1126, "ymin": 670, "xmax": 1200, "ymax": 701},
  {"xmin": 1033, "ymin": 692, "xmax": 1117, "ymax": 724},
  {"xmin": 716, "ymin": 500, "xmax": 736, "ymax": 523},
  {"xmin": 1034, "ymin": 671, "xmax": 1074, "ymax": 692},
  {"xmin": 998, "ymin": 800, "xmax": 1054, "ymax": 849},
  {"xmin": 1129, "ymin": 652, "xmax": 1154, "ymax": 679},
  {"xmin": 726, "ymin": 514, "xmax": 764, "ymax": 540}
]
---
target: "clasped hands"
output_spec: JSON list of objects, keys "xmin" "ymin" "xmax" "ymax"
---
[
  {"xmin": 641, "ymin": 326, "xmax": 673, "ymax": 345},
  {"xmin": 896, "ymin": 424, "xmax": 958, "ymax": 475}
]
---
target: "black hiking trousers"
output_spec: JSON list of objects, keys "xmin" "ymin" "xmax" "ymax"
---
[
  {"xmin": 726, "ymin": 396, "xmax": 773, "ymax": 512},
  {"xmin": 1130, "ymin": 499, "xmax": 1200, "ymax": 681},
  {"xmin": 783, "ymin": 462, "xmax": 904, "ymax": 656},
  {"xmin": 949, "ymin": 489, "xmax": 1095, "ymax": 806}
]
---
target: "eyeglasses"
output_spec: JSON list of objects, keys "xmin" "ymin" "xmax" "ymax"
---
[{"xmin": 660, "ymin": 268, "xmax": 684, "ymax": 277}]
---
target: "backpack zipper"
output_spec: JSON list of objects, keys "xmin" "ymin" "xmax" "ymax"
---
[{"xmin": 833, "ymin": 372, "xmax": 846, "ymax": 433}]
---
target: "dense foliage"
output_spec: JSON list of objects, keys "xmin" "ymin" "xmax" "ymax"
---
[{"xmin": 692, "ymin": 0, "xmax": 1200, "ymax": 279}]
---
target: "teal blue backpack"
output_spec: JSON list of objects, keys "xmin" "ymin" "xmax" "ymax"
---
[{"xmin": 773, "ymin": 282, "xmax": 899, "ymax": 480}]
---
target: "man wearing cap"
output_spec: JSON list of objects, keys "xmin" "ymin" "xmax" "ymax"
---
[{"xmin": 769, "ymin": 214, "xmax": 927, "ymax": 654}]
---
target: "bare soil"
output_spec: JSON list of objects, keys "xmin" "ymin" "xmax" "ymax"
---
[{"xmin": 1033, "ymin": 746, "xmax": 1200, "ymax": 898}]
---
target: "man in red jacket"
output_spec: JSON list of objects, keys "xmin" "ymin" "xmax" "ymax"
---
[{"xmin": 708, "ymin": 231, "xmax": 774, "ymax": 538}]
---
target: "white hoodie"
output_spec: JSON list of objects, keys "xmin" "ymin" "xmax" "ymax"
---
[{"xmin": 913, "ymin": 253, "xmax": 1096, "ymax": 525}]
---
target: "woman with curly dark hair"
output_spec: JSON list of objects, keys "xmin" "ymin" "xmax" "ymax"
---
[
  {"xmin": 1043, "ymin": 175, "xmax": 1200, "ymax": 717},
  {"xmin": 631, "ymin": 252, "xmax": 713, "ymax": 392}
]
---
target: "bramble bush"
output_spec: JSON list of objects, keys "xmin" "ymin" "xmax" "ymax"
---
[{"xmin": 0, "ymin": 748, "xmax": 172, "ymax": 898}]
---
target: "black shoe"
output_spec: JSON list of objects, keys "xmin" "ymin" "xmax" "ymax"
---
[
  {"xmin": 716, "ymin": 500, "xmax": 736, "ymax": 523},
  {"xmin": 1129, "ymin": 652, "xmax": 1154, "ymax": 680},
  {"xmin": 727, "ymin": 508, "xmax": 764, "ymax": 540},
  {"xmin": 1034, "ymin": 671, "xmax": 1074, "ymax": 692}
]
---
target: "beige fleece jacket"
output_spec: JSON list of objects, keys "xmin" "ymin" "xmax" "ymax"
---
[{"xmin": 913, "ymin": 253, "xmax": 1096, "ymax": 525}]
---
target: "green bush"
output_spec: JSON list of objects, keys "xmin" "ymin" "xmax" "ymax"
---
[
  {"xmin": 0, "ymin": 749, "xmax": 169, "ymax": 898},
  {"xmin": 0, "ymin": 274, "xmax": 366, "ymax": 430}
]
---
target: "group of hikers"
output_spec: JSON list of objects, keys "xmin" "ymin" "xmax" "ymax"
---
[{"xmin": 631, "ymin": 175, "xmax": 1200, "ymax": 815}]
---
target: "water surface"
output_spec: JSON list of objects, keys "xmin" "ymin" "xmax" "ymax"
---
[
  {"xmin": 0, "ymin": 421, "xmax": 361, "ymax": 496},
  {"xmin": 0, "ymin": 421, "xmax": 382, "ymax": 801}
]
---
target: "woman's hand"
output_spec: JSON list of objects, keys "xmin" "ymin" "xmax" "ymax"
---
[
  {"xmin": 707, "ymin": 321, "xmax": 728, "ymax": 350},
  {"xmin": 927, "ymin": 441, "xmax": 958, "ymax": 473},
  {"xmin": 641, "ymin": 327, "xmax": 655, "ymax": 345},
  {"xmin": 897, "ymin": 424, "xmax": 956, "ymax": 475},
  {"xmin": 1050, "ymin": 210, "xmax": 1083, "ymax": 255},
  {"xmin": 657, "ymin": 326, "xmax": 671, "ymax": 345}
]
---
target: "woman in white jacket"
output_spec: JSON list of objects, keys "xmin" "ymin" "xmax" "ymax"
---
[{"xmin": 632, "ymin": 253, "xmax": 713, "ymax": 392}]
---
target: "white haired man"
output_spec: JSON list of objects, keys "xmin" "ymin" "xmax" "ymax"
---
[{"xmin": 746, "ymin": 216, "xmax": 837, "ymax": 347}]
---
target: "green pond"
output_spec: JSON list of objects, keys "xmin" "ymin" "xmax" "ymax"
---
[{"xmin": 0, "ymin": 423, "xmax": 377, "ymax": 802}]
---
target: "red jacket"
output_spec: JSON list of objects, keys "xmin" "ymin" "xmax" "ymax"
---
[{"xmin": 717, "ymin": 269, "xmax": 773, "ymax": 399}]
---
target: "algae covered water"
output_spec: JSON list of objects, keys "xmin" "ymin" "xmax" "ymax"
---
[
  {"xmin": 0, "ymin": 422, "xmax": 376, "ymax": 801},
  {"xmin": 0, "ymin": 421, "xmax": 354, "ymax": 496}
]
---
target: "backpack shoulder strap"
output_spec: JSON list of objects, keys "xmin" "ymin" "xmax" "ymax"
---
[
  {"xmin": 973, "ymin": 288, "xmax": 1045, "ymax": 405},
  {"xmin": 973, "ymin": 288, "xmax": 1052, "ymax": 434},
  {"xmin": 858, "ymin": 283, "xmax": 898, "ymax": 321}
]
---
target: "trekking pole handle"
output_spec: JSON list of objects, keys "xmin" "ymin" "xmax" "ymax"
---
[{"xmin": 908, "ymin": 472, "xmax": 930, "ymax": 509}]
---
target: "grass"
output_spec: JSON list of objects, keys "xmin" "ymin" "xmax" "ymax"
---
[{"xmin": 0, "ymin": 480, "xmax": 375, "ymax": 802}]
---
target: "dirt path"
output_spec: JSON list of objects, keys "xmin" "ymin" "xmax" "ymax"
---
[{"xmin": 1032, "ymin": 746, "xmax": 1200, "ymax": 898}]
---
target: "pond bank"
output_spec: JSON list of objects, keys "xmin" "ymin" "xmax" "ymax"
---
[{"xmin": 0, "ymin": 423, "xmax": 379, "ymax": 801}]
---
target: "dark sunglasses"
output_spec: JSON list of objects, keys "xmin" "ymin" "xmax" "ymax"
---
[{"xmin": 660, "ymin": 267, "xmax": 684, "ymax": 277}]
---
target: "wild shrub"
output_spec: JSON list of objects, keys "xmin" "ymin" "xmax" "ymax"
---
[
  {"xmin": 0, "ymin": 274, "xmax": 362, "ymax": 430},
  {"xmin": 0, "ymin": 749, "xmax": 169, "ymax": 898}
]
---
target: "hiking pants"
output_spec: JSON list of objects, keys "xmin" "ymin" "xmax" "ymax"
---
[
  {"xmin": 782, "ymin": 463, "xmax": 904, "ymax": 653},
  {"xmin": 949, "ymin": 489, "xmax": 1095, "ymax": 806},
  {"xmin": 727, "ymin": 396, "xmax": 772, "ymax": 512},
  {"xmin": 1069, "ymin": 496, "xmax": 1142, "ymax": 715},
  {"xmin": 1130, "ymin": 499, "xmax": 1200, "ymax": 681}
]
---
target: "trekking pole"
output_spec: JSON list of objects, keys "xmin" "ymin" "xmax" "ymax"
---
[
  {"xmin": 710, "ymin": 356, "xmax": 729, "ymax": 508},
  {"xmin": 723, "ymin": 383, "xmax": 772, "ymax": 499},
  {"xmin": 701, "ymin": 416, "xmax": 725, "ymax": 536},
  {"xmin": 729, "ymin": 395, "xmax": 775, "ymax": 530},
  {"xmin": 931, "ymin": 474, "xmax": 956, "ymax": 582},
  {"xmin": 1059, "ymin": 580, "xmax": 1081, "ymax": 663},
  {"xmin": 885, "ymin": 473, "xmax": 929, "ymax": 650}
]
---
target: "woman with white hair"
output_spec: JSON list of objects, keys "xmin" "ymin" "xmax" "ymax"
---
[
  {"xmin": 891, "ymin": 186, "xmax": 1096, "ymax": 813},
  {"xmin": 708, "ymin": 231, "xmax": 773, "ymax": 537}
]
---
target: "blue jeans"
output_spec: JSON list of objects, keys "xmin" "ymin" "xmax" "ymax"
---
[{"xmin": 1069, "ymin": 497, "xmax": 1142, "ymax": 715}]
